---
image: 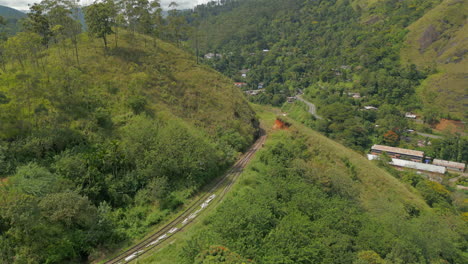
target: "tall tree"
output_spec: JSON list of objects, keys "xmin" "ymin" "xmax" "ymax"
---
[
  {"xmin": 47, "ymin": 0, "xmax": 82, "ymax": 65},
  {"xmin": 150, "ymin": 1, "xmax": 163, "ymax": 48},
  {"xmin": 24, "ymin": 3, "xmax": 53, "ymax": 46},
  {"xmin": 167, "ymin": 2, "xmax": 187, "ymax": 46},
  {"xmin": 85, "ymin": 1, "xmax": 116, "ymax": 50}
]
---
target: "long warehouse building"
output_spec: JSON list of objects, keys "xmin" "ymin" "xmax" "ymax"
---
[{"xmin": 370, "ymin": 145, "xmax": 424, "ymax": 162}]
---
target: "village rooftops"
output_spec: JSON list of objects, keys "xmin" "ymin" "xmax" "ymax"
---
[
  {"xmin": 371, "ymin": 145, "xmax": 424, "ymax": 158},
  {"xmin": 245, "ymin": 89, "xmax": 265, "ymax": 96},
  {"xmin": 433, "ymin": 159, "xmax": 466, "ymax": 170},
  {"xmin": 367, "ymin": 154, "xmax": 446, "ymax": 174},
  {"xmin": 204, "ymin": 53, "xmax": 222, "ymax": 59}
]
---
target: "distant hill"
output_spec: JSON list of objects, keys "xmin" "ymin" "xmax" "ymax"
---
[
  {"xmin": 187, "ymin": 0, "xmax": 466, "ymax": 123},
  {"xmin": 401, "ymin": 0, "xmax": 467, "ymax": 120},
  {"xmin": 0, "ymin": 5, "xmax": 88, "ymax": 36},
  {"xmin": 0, "ymin": 29, "xmax": 258, "ymax": 263},
  {"xmin": 0, "ymin": 5, "xmax": 26, "ymax": 19},
  {"xmin": 0, "ymin": 5, "xmax": 26, "ymax": 36}
]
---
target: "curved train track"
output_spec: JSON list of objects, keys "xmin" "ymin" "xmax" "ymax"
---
[{"xmin": 104, "ymin": 131, "xmax": 267, "ymax": 264}]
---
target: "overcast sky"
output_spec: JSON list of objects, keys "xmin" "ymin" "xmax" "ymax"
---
[{"xmin": 0, "ymin": 0, "xmax": 211, "ymax": 10}]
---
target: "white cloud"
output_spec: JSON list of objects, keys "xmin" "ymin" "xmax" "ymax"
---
[{"xmin": 0, "ymin": 0, "xmax": 211, "ymax": 11}]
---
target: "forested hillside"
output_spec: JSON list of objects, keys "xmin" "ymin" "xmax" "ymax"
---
[
  {"xmin": 0, "ymin": 1, "xmax": 257, "ymax": 263},
  {"xmin": 186, "ymin": 0, "xmax": 467, "ymax": 156},
  {"xmin": 0, "ymin": 0, "xmax": 466, "ymax": 263},
  {"xmin": 401, "ymin": 0, "xmax": 467, "ymax": 118},
  {"xmin": 144, "ymin": 111, "xmax": 467, "ymax": 264}
]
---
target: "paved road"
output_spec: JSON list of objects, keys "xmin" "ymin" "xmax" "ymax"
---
[
  {"xmin": 104, "ymin": 132, "xmax": 267, "ymax": 264},
  {"xmin": 416, "ymin": 132, "xmax": 443, "ymax": 139},
  {"xmin": 449, "ymin": 173, "xmax": 468, "ymax": 183},
  {"xmin": 297, "ymin": 96, "xmax": 443, "ymax": 138},
  {"xmin": 296, "ymin": 95, "xmax": 322, "ymax": 120}
]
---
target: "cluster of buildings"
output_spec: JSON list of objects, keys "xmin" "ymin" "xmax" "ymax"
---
[
  {"xmin": 368, "ymin": 144, "xmax": 466, "ymax": 174},
  {"xmin": 240, "ymin": 69, "xmax": 249, "ymax": 78},
  {"xmin": 363, "ymin": 106, "xmax": 378, "ymax": 111},
  {"xmin": 348, "ymin": 92, "xmax": 361, "ymax": 99},
  {"xmin": 204, "ymin": 53, "xmax": 222, "ymax": 59}
]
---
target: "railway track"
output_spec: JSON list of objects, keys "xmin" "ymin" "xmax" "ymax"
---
[{"xmin": 104, "ymin": 131, "xmax": 267, "ymax": 264}]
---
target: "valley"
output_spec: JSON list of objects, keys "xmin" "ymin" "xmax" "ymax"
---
[{"xmin": 0, "ymin": 1, "xmax": 466, "ymax": 264}]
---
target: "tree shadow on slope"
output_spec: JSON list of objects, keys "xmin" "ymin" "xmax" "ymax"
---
[{"xmin": 108, "ymin": 46, "xmax": 148, "ymax": 65}]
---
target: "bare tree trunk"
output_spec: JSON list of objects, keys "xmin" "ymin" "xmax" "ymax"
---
[
  {"xmin": 115, "ymin": 27, "xmax": 118, "ymax": 48},
  {"xmin": 103, "ymin": 35, "xmax": 108, "ymax": 50},
  {"xmin": 73, "ymin": 39, "xmax": 80, "ymax": 66}
]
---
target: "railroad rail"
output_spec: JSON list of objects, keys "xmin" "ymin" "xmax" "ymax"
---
[{"xmin": 104, "ymin": 131, "xmax": 267, "ymax": 264}]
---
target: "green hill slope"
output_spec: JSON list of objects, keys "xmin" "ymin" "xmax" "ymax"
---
[
  {"xmin": 143, "ymin": 109, "xmax": 467, "ymax": 263},
  {"xmin": 0, "ymin": 31, "xmax": 258, "ymax": 263},
  {"xmin": 401, "ymin": 0, "xmax": 467, "ymax": 119},
  {"xmin": 0, "ymin": 5, "xmax": 26, "ymax": 19},
  {"xmin": 185, "ymin": 0, "xmax": 467, "ymax": 155}
]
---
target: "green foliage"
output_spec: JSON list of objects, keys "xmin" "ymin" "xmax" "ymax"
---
[
  {"xmin": 281, "ymin": 102, "xmax": 315, "ymax": 128},
  {"xmin": 165, "ymin": 126, "xmax": 466, "ymax": 264},
  {"xmin": 184, "ymin": 0, "xmax": 463, "ymax": 150},
  {"xmin": 23, "ymin": 2, "xmax": 53, "ymax": 46},
  {"xmin": 195, "ymin": 245, "xmax": 250, "ymax": 264},
  {"xmin": 0, "ymin": 3, "xmax": 257, "ymax": 261},
  {"xmin": 426, "ymin": 135, "xmax": 468, "ymax": 163},
  {"xmin": 127, "ymin": 94, "xmax": 148, "ymax": 114},
  {"xmin": 354, "ymin": 250, "xmax": 386, "ymax": 264},
  {"xmin": 85, "ymin": 1, "xmax": 115, "ymax": 49},
  {"xmin": 9, "ymin": 163, "xmax": 63, "ymax": 197},
  {"xmin": 416, "ymin": 180, "xmax": 451, "ymax": 208}
]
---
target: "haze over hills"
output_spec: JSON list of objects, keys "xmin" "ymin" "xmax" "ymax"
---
[
  {"xmin": 0, "ymin": 5, "xmax": 26, "ymax": 18},
  {"xmin": 401, "ymin": 0, "xmax": 467, "ymax": 119},
  {"xmin": 0, "ymin": 4, "xmax": 257, "ymax": 261}
]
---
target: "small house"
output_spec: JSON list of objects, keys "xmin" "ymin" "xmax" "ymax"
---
[
  {"xmin": 405, "ymin": 112, "xmax": 417, "ymax": 119},
  {"xmin": 234, "ymin": 82, "xmax": 247, "ymax": 88},
  {"xmin": 204, "ymin": 53, "xmax": 222, "ymax": 59},
  {"xmin": 287, "ymin": 97, "xmax": 296, "ymax": 103},
  {"xmin": 240, "ymin": 69, "xmax": 250, "ymax": 78},
  {"xmin": 348, "ymin": 92, "xmax": 361, "ymax": 99},
  {"xmin": 363, "ymin": 106, "xmax": 378, "ymax": 110}
]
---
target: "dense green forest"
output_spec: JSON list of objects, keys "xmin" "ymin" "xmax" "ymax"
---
[
  {"xmin": 0, "ymin": 1, "xmax": 257, "ymax": 263},
  {"xmin": 184, "ymin": 0, "xmax": 467, "ymax": 157},
  {"xmin": 144, "ymin": 114, "xmax": 467, "ymax": 264},
  {"xmin": 0, "ymin": 0, "xmax": 466, "ymax": 263}
]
